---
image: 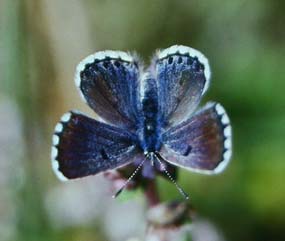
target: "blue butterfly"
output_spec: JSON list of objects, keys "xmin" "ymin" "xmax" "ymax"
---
[{"xmin": 51, "ymin": 45, "xmax": 232, "ymax": 199}]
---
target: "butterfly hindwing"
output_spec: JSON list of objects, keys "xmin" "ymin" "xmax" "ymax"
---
[
  {"xmin": 75, "ymin": 51, "xmax": 141, "ymax": 129},
  {"xmin": 160, "ymin": 102, "xmax": 232, "ymax": 174},
  {"xmin": 51, "ymin": 111, "xmax": 139, "ymax": 180},
  {"xmin": 150, "ymin": 45, "xmax": 211, "ymax": 127}
]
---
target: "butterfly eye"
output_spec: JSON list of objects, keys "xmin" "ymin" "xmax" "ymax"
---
[{"xmin": 168, "ymin": 56, "xmax": 173, "ymax": 64}]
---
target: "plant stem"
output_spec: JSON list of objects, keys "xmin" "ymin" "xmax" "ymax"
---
[{"xmin": 145, "ymin": 179, "xmax": 160, "ymax": 207}]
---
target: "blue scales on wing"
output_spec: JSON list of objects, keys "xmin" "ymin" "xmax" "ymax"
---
[
  {"xmin": 51, "ymin": 111, "xmax": 140, "ymax": 180},
  {"xmin": 75, "ymin": 51, "xmax": 141, "ymax": 129},
  {"xmin": 150, "ymin": 45, "xmax": 211, "ymax": 127}
]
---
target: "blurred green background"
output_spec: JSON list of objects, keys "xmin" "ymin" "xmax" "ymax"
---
[{"xmin": 0, "ymin": 0, "xmax": 284, "ymax": 241}]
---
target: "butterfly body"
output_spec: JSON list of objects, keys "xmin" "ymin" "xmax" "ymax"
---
[
  {"xmin": 51, "ymin": 45, "xmax": 232, "ymax": 183},
  {"xmin": 139, "ymin": 75, "xmax": 162, "ymax": 154}
]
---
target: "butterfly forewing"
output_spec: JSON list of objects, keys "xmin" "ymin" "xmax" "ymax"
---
[
  {"xmin": 51, "ymin": 111, "xmax": 139, "ymax": 180},
  {"xmin": 150, "ymin": 45, "xmax": 211, "ymax": 127},
  {"xmin": 160, "ymin": 102, "xmax": 232, "ymax": 174},
  {"xmin": 75, "ymin": 51, "xmax": 141, "ymax": 129}
]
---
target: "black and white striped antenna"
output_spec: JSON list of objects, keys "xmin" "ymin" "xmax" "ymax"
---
[
  {"xmin": 112, "ymin": 158, "xmax": 146, "ymax": 198},
  {"xmin": 154, "ymin": 152, "xmax": 189, "ymax": 200}
]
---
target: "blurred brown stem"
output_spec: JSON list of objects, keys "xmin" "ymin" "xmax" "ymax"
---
[{"xmin": 145, "ymin": 180, "xmax": 160, "ymax": 207}]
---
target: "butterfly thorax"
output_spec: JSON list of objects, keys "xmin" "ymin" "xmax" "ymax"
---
[{"xmin": 138, "ymin": 77, "xmax": 162, "ymax": 154}]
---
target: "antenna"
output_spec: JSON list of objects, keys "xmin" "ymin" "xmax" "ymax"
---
[
  {"xmin": 154, "ymin": 153, "xmax": 189, "ymax": 200},
  {"xmin": 112, "ymin": 158, "xmax": 146, "ymax": 198}
]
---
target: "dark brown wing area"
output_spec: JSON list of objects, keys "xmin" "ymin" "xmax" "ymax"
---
[
  {"xmin": 160, "ymin": 102, "xmax": 232, "ymax": 174},
  {"xmin": 51, "ymin": 111, "xmax": 139, "ymax": 180}
]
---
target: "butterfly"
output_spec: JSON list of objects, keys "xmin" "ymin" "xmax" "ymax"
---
[{"xmin": 51, "ymin": 45, "xmax": 232, "ymax": 199}]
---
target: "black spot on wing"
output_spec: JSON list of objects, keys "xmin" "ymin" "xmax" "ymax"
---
[{"xmin": 100, "ymin": 148, "xmax": 109, "ymax": 160}]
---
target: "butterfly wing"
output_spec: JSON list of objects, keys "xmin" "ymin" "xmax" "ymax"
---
[
  {"xmin": 160, "ymin": 102, "xmax": 232, "ymax": 174},
  {"xmin": 75, "ymin": 51, "xmax": 141, "ymax": 129},
  {"xmin": 149, "ymin": 45, "xmax": 211, "ymax": 127},
  {"xmin": 51, "ymin": 111, "xmax": 140, "ymax": 180}
]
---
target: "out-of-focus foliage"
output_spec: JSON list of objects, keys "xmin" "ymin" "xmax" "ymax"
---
[{"xmin": 0, "ymin": 0, "xmax": 284, "ymax": 241}]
